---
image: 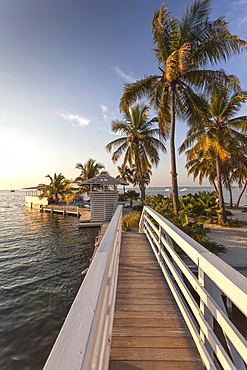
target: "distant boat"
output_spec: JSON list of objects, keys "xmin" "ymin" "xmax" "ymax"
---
[
  {"xmin": 10, "ymin": 183, "xmax": 15, "ymax": 192},
  {"xmin": 165, "ymin": 188, "xmax": 170, "ymax": 192},
  {"xmin": 180, "ymin": 188, "xmax": 188, "ymax": 192}
]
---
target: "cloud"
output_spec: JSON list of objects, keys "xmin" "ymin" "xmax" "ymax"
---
[
  {"xmin": 60, "ymin": 113, "xmax": 90, "ymax": 128},
  {"xmin": 100, "ymin": 104, "xmax": 120, "ymax": 132},
  {"xmin": 100, "ymin": 104, "xmax": 114, "ymax": 122},
  {"xmin": 112, "ymin": 65, "xmax": 136, "ymax": 83},
  {"xmin": 226, "ymin": 1, "xmax": 247, "ymax": 30}
]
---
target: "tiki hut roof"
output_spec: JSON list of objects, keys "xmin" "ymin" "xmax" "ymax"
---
[{"xmin": 78, "ymin": 171, "xmax": 128, "ymax": 186}]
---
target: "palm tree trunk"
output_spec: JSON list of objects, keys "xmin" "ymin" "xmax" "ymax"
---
[
  {"xmin": 228, "ymin": 186, "xmax": 233, "ymax": 208},
  {"xmin": 212, "ymin": 181, "xmax": 218, "ymax": 194},
  {"xmin": 235, "ymin": 180, "xmax": 247, "ymax": 207},
  {"xmin": 136, "ymin": 151, "xmax": 145, "ymax": 201},
  {"xmin": 215, "ymin": 154, "xmax": 227, "ymax": 223},
  {"xmin": 170, "ymin": 87, "xmax": 179, "ymax": 214}
]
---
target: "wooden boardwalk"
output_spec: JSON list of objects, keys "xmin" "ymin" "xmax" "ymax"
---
[{"xmin": 109, "ymin": 232, "xmax": 204, "ymax": 370}]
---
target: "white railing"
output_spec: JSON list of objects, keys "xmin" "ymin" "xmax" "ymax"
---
[
  {"xmin": 139, "ymin": 206, "xmax": 247, "ymax": 370},
  {"xmin": 43, "ymin": 205, "xmax": 123, "ymax": 370}
]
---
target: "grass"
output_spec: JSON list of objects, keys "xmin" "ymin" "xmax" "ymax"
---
[{"xmin": 122, "ymin": 212, "xmax": 140, "ymax": 231}]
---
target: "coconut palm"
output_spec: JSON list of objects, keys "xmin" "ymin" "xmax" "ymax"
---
[
  {"xmin": 75, "ymin": 158, "xmax": 105, "ymax": 194},
  {"xmin": 106, "ymin": 103, "xmax": 166, "ymax": 201},
  {"xmin": 131, "ymin": 166, "xmax": 152, "ymax": 199},
  {"xmin": 185, "ymin": 149, "xmax": 218, "ymax": 192},
  {"xmin": 39, "ymin": 173, "xmax": 72, "ymax": 204},
  {"xmin": 116, "ymin": 164, "xmax": 134, "ymax": 193},
  {"xmin": 75, "ymin": 158, "xmax": 105, "ymax": 182},
  {"xmin": 120, "ymin": 0, "xmax": 246, "ymax": 214},
  {"xmin": 180, "ymin": 83, "xmax": 247, "ymax": 222},
  {"xmin": 229, "ymin": 149, "xmax": 247, "ymax": 207}
]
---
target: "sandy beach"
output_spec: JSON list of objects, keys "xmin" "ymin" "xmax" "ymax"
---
[{"xmin": 208, "ymin": 209, "xmax": 247, "ymax": 269}]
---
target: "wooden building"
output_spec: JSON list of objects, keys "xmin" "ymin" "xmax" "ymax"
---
[{"xmin": 79, "ymin": 172, "xmax": 128, "ymax": 222}]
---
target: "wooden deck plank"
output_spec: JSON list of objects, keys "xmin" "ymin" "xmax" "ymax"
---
[
  {"xmin": 110, "ymin": 336, "xmax": 197, "ymax": 348},
  {"xmin": 109, "ymin": 360, "xmax": 202, "ymax": 370},
  {"xmin": 109, "ymin": 232, "xmax": 204, "ymax": 370}
]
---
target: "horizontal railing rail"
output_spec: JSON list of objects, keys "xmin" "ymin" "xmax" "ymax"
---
[
  {"xmin": 139, "ymin": 206, "xmax": 247, "ymax": 370},
  {"xmin": 43, "ymin": 205, "xmax": 123, "ymax": 370}
]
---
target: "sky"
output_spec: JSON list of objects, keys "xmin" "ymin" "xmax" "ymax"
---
[{"xmin": 0, "ymin": 0, "xmax": 247, "ymax": 190}]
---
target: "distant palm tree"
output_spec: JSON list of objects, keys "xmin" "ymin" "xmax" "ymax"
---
[
  {"xmin": 120, "ymin": 0, "xmax": 246, "ymax": 213},
  {"xmin": 132, "ymin": 166, "xmax": 152, "ymax": 198},
  {"xmin": 116, "ymin": 164, "xmax": 133, "ymax": 193},
  {"xmin": 180, "ymin": 82, "xmax": 247, "ymax": 222},
  {"xmin": 75, "ymin": 158, "xmax": 105, "ymax": 182},
  {"xmin": 106, "ymin": 103, "xmax": 166, "ymax": 201},
  {"xmin": 75, "ymin": 158, "xmax": 105, "ymax": 194},
  {"xmin": 39, "ymin": 173, "xmax": 72, "ymax": 204},
  {"xmin": 185, "ymin": 149, "xmax": 218, "ymax": 192},
  {"xmin": 228, "ymin": 149, "xmax": 247, "ymax": 207}
]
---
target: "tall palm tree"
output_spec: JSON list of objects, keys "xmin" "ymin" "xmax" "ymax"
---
[
  {"xmin": 106, "ymin": 103, "xmax": 166, "ymax": 201},
  {"xmin": 180, "ymin": 83, "xmax": 247, "ymax": 222},
  {"xmin": 120, "ymin": 0, "xmax": 246, "ymax": 214},
  {"xmin": 39, "ymin": 173, "xmax": 72, "ymax": 204}
]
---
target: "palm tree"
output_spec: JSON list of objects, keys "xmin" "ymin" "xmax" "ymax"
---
[
  {"xmin": 132, "ymin": 166, "xmax": 152, "ymax": 199},
  {"xmin": 180, "ymin": 83, "xmax": 247, "ymax": 222},
  {"xmin": 229, "ymin": 149, "xmax": 247, "ymax": 207},
  {"xmin": 120, "ymin": 0, "xmax": 246, "ymax": 214},
  {"xmin": 75, "ymin": 158, "xmax": 105, "ymax": 182},
  {"xmin": 185, "ymin": 149, "xmax": 218, "ymax": 192},
  {"xmin": 116, "ymin": 164, "xmax": 133, "ymax": 193},
  {"xmin": 75, "ymin": 158, "xmax": 105, "ymax": 194},
  {"xmin": 39, "ymin": 173, "xmax": 72, "ymax": 204},
  {"xmin": 106, "ymin": 103, "xmax": 166, "ymax": 201}
]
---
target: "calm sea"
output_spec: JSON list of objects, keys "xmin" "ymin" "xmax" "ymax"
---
[
  {"xmin": 1, "ymin": 186, "xmax": 247, "ymax": 369},
  {"xmin": 132, "ymin": 185, "xmax": 247, "ymax": 206},
  {"xmin": 0, "ymin": 191, "xmax": 99, "ymax": 370}
]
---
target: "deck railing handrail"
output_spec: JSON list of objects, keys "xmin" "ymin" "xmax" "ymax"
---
[
  {"xmin": 43, "ymin": 205, "xmax": 122, "ymax": 370},
  {"xmin": 139, "ymin": 205, "xmax": 247, "ymax": 370}
]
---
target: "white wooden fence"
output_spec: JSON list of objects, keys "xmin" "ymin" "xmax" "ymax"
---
[
  {"xmin": 43, "ymin": 205, "xmax": 123, "ymax": 370},
  {"xmin": 139, "ymin": 206, "xmax": 247, "ymax": 370}
]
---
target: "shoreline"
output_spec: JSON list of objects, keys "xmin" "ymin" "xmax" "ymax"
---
[{"xmin": 208, "ymin": 209, "xmax": 247, "ymax": 271}]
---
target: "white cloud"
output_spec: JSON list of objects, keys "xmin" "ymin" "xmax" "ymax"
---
[
  {"xmin": 100, "ymin": 104, "xmax": 120, "ymax": 133},
  {"xmin": 112, "ymin": 65, "xmax": 136, "ymax": 83},
  {"xmin": 101, "ymin": 104, "xmax": 108, "ymax": 113},
  {"xmin": 100, "ymin": 104, "xmax": 114, "ymax": 123},
  {"xmin": 60, "ymin": 113, "xmax": 90, "ymax": 128},
  {"xmin": 226, "ymin": 1, "xmax": 247, "ymax": 30}
]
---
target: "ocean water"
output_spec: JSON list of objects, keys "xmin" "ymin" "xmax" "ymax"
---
[
  {"xmin": 0, "ymin": 191, "xmax": 99, "ymax": 370},
  {"xmin": 143, "ymin": 186, "xmax": 247, "ymax": 206}
]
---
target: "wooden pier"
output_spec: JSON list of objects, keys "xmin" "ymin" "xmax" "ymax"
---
[
  {"xmin": 44, "ymin": 206, "xmax": 247, "ymax": 370},
  {"xmin": 109, "ymin": 232, "xmax": 204, "ymax": 370}
]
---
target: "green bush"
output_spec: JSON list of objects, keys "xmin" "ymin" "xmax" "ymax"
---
[{"xmin": 144, "ymin": 193, "xmax": 226, "ymax": 255}]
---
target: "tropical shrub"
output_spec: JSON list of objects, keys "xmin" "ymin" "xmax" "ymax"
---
[
  {"xmin": 122, "ymin": 212, "xmax": 140, "ymax": 232},
  {"xmin": 144, "ymin": 193, "xmax": 226, "ymax": 255},
  {"xmin": 124, "ymin": 190, "xmax": 140, "ymax": 207}
]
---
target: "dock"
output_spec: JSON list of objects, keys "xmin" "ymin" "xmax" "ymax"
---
[{"xmin": 109, "ymin": 232, "xmax": 204, "ymax": 369}]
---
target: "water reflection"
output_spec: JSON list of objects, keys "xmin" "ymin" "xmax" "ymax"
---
[{"xmin": 0, "ymin": 192, "xmax": 98, "ymax": 369}]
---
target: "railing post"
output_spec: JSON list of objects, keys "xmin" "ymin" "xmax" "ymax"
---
[{"xmin": 198, "ymin": 266, "xmax": 214, "ymax": 360}]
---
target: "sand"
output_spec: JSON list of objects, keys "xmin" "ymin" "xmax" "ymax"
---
[{"xmin": 208, "ymin": 209, "xmax": 247, "ymax": 268}]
